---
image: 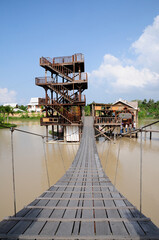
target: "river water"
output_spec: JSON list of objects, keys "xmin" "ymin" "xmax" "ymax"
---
[{"xmin": 0, "ymin": 119, "xmax": 159, "ymax": 228}]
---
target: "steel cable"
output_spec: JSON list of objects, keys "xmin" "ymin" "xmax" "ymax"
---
[{"xmin": 42, "ymin": 136, "xmax": 50, "ymax": 188}]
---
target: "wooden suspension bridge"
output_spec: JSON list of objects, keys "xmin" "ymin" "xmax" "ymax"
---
[{"xmin": 0, "ymin": 117, "xmax": 159, "ymax": 239}]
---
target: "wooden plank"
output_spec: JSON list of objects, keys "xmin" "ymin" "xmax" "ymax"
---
[
  {"xmin": 36, "ymin": 197, "xmax": 127, "ymax": 201},
  {"xmin": 5, "ymin": 216, "xmax": 150, "ymax": 222},
  {"xmin": 25, "ymin": 205, "xmax": 136, "ymax": 210},
  {"xmin": 45, "ymin": 189, "xmax": 117, "ymax": 194},
  {"xmin": 112, "ymin": 191, "xmax": 145, "ymax": 236},
  {"xmin": 94, "ymin": 199, "xmax": 111, "ymax": 235},
  {"xmin": 7, "ymin": 209, "xmax": 42, "ymax": 235},
  {"xmin": 1, "ymin": 234, "xmax": 159, "ymax": 239}
]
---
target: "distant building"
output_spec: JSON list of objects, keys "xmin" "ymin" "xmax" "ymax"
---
[
  {"xmin": 28, "ymin": 98, "xmax": 41, "ymax": 112},
  {"xmin": 13, "ymin": 108, "xmax": 24, "ymax": 112},
  {"xmin": 91, "ymin": 99, "xmax": 139, "ymax": 125},
  {"xmin": 3, "ymin": 103, "xmax": 18, "ymax": 108},
  {"xmin": 112, "ymin": 99, "xmax": 139, "ymax": 125}
]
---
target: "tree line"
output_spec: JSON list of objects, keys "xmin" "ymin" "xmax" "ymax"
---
[
  {"xmin": 0, "ymin": 99, "xmax": 159, "ymax": 124},
  {"xmin": 0, "ymin": 105, "xmax": 27, "ymax": 123},
  {"xmin": 138, "ymin": 99, "xmax": 159, "ymax": 118},
  {"xmin": 84, "ymin": 99, "xmax": 159, "ymax": 119}
]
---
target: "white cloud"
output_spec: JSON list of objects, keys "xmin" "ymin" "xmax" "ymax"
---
[
  {"xmin": 0, "ymin": 88, "xmax": 17, "ymax": 104},
  {"xmin": 132, "ymin": 15, "xmax": 159, "ymax": 72},
  {"xmin": 89, "ymin": 54, "xmax": 159, "ymax": 91},
  {"xmin": 89, "ymin": 15, "xmax": 159, "ymax": 96}
]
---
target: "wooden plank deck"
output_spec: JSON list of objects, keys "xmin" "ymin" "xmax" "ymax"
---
[{"xmin": 0, "ymin": 116, "xmax": 159, "ymax": 239}]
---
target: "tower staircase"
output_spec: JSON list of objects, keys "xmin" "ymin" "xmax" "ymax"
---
[
  {"xmin": 37, "ymin": 54, "xmax": 87, "ymax": 126},
  {"xmin": 40, "ymin": 57, "xmax": 80, "ymax": 82},
  {"xmin": 49, "ymin": 104, "xmax": 80, "ymax": 124},
  {"xmin": 48, "ymin": 84, "xmax": 75, "ymax": 103}
]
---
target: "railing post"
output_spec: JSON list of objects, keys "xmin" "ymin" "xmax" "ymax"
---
[
  {"xmin": 45, "ymin": 69, "xmax": 47, "ymax": 83},
  {"xmin": 10, "ymin": 127, "xmax": 17, "ymax": 216},
  {"xmin": 140, "ymin": 129, "xmax": 143, "ymax": 215}
]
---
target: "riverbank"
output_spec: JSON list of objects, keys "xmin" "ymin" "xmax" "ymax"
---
[
  {"xmin": 8, "ymin": 112, "xmax": 44, "ymax": 120},
  {"xmin": 0, "ymin": 123, "xmax": 17, "ymax": 129},
  {"xmin": 138, "ymin": 99, "xmax": 159, "ymax": 118}
]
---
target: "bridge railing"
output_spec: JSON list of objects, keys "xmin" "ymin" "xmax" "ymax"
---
[{"xmin": 94, "ymin": 117, "xmax": 122, "ymax": 124}]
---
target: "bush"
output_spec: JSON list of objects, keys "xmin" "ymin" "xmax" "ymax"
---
[
  {"xmin": 84, "ymin": 105, "xmax": 90, "ymax": 116},
  {"xmin": 20, "ymin": 113, "xmax": 29, "ymax": 119}
]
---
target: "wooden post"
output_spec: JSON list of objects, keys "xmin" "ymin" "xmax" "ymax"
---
[
  {"xmin": 45, "ymin": 88, "xmax": 48, "ymax": 116},
  {"xmin": 79, "ymin": 126, "xmax": 81, "ymax": 141},
  {"xmin": 52, "ymin": 125, "xmax": 54, "ymax": 138},
  {"xmin": 79, "ymin": 88, "xmax": 81, "ymax": 102},
  {"xmin": 56, "ymin": 74, "xmax": 59, "ymax": 137},
  {"xmin": 79, "ymin": 64, "xmax": 81, "ymax": 80},
  {"xmin": 73, "ymin": 63, "xmax": 75, "ymax": 81},
  {"xmin": 45, "ymin": 69, "xmax": 47, "ymax": 83},
  {"xmin": 150, "ymin": 131, "xmax": 152, "ymax": 140},
  {"xmin": 46, "ymin": 125, "xmax": 48, "ymax": 142},
  {"xmin": 130, "ymin": 129, "xmax": 132, "ymax": 138},
  {"xmin": 64, "ymin": 126, "xmax": 66, "ymax": 142}
]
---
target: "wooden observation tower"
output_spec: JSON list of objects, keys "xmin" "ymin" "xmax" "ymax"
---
[{"xmin": 35, "ymin": 53, "xmax": 88, "ymax": 141}]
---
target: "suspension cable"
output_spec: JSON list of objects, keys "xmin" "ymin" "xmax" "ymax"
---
[
  {"xmin": 71, "ymin": 143, "xmax": 76, "ymax": 158},
  {"xmin": 42, "ymin": 136, "xmax": 50, "ymax": 188},
  {"xmin": 10, "ymin": 127, "xmax": 17, "ymax": 216},
  {"xmin": 101, "ymin": 139, "xmax": 106, "ymax": 162},
  {"xmin": 11, "ymin": 128, "xmax": 48, "ymax": 138},
  {"xmin": 57, "ymin": 141, "xmax": 68, "ymax": 177},
  {"xmin": 66, "ymin": 143, "xmax": 74, "ymax": 165},
  {"xmin": 114, "ymin": 136, "xmax": 122, "ymax": 190},
  {"xmin": 104, "ymin": 140, "xmax": 111, "ymax": 173}
]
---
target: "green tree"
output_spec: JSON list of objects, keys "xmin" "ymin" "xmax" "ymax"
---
[
  {"xmin": 142, "ymin": 99, "xmax": 147, "ymax": 105},
  {"xmin": 0, "ymin": 105, "xmax": 14, "ymax": 123},
  {"xmin": 84, "ymin": 105, "xmax": 91, "ymax": 116},
  {"xmin": 4, "ymin": 106, "xmax": 14, "ymax": 123},
  {"xmin": 18, "ymin": 105, "xmax": 28, "ymax": 111},
  {"xmin": 0, "ymin": 106, "xmax": 6, "ymax": 122}
]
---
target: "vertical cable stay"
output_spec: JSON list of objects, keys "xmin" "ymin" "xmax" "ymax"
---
[
  {"xmin": 114, "ymin": 136, "xmax": 122, "ymax": 191},
  {"xmin": 140, "ymin": 129, "xmax": 143, "ymax": 215},
  {"xmin": 57, "ymin": 141, "xmax": 68, "ymax": 177},
  {"xmin": 10, "ymin": 127, "xmax": 16, "ymax": 216},
  {"xmin": 101, "ymin": 139, "xmax": 106, "ymax": 162},
  {"xmin": 71, "ymin": 143, "xmax": 76, "ymax": 158},
  {"xmin": 66, "ymin": 143, "xmax": 72, "ymax": 165},
  {"xmin": 67, "ymin": 144, "xmax": 72, "ymax": 164},
  {"xmin": 42, "ymin": 136, "xmax": 50, "ymax": 188},
  {"xmin": 104, "ymin": 140, "xmax": 111, "ymax": 172}
]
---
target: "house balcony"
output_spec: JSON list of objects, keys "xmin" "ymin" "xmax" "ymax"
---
[
  {"xmin": 94, "ymin": 117, "xmax": 122, "ymax": 125},
  {"xmin": 40, "ymin": 116, "xmax": 81, "ymax": 126}
]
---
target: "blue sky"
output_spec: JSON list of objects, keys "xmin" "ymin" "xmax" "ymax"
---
[{"xmin": 1, "ymin": 0, "xmax": 159, "ymax": 105}]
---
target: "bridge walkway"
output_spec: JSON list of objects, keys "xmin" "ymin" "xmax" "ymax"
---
[{"xmin": 0, "ymin": 117, "xmax": 159, "ymax": 239}]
